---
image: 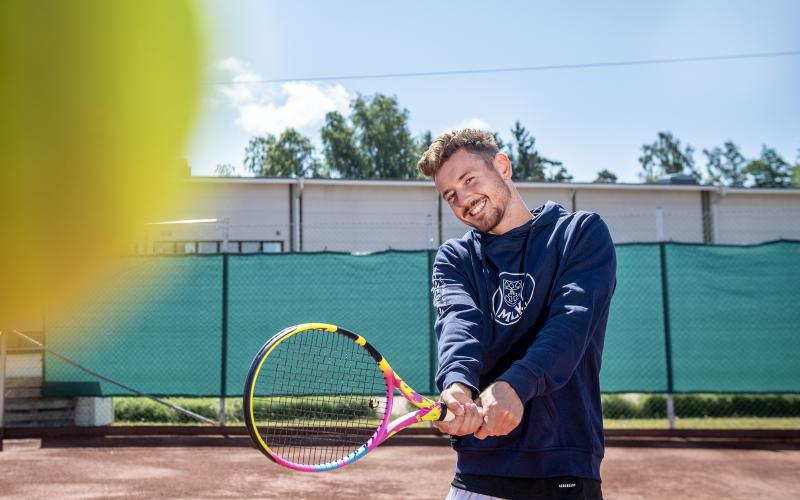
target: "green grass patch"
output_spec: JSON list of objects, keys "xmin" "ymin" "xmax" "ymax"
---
[
  {"xmin": 112, "ymin": 394, "xmax": 800, "ymax": 429},
  {"xmin": 604, "ymin": 418, "xmax": 800, "ymax": 429}
]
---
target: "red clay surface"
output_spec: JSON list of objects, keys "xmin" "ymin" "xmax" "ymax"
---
[{"xmin": 2, "ymin": 439, "xmax": 799, "ymax": 499}]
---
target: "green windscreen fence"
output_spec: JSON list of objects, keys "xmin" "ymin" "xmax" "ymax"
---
[{"xmin": 44, "ymin": 242, "xmax": 800, "ymax": 398}]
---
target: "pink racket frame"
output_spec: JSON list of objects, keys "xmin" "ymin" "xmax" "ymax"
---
[{"xmin": 244, "ymin": 324, "xmax": 447, "ymax": 472}]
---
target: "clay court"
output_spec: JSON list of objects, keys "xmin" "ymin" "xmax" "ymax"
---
[{"xmin": 2, "ymin": 435, "xmax": 799, "ymax": 499}]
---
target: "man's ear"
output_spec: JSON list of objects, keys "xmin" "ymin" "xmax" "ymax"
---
[{"xmin": 493, "ymin": 153, "xmax": 513, "ymax": 180}]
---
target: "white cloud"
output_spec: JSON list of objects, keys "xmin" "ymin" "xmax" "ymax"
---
[
  {"xmin": 217, "ymin": 57, "xmax": 351, "ymax": 136},
  {"xmin": 443, "ymin": 117, "xmax": 491, "ymax": 133}
]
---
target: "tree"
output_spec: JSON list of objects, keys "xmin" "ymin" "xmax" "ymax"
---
[
  {"xmin": 792, "ymin": 149, "xmax": 800, "ymax": 188},
  {"xmin": 594, "ymin": 169, "xmax": 618, "ymax": 183},
  {"xmin": 321, "ymin": 111, "xmax": 366, "ymax": 178},
  {"xmin": 742, "ymin": 145, "xmax": 792, "ymax": 188},
  {"xmin": 546, "ymin": 162, "xmax": 573, "ymax": 183},
  {"xmin": 703, "ymin": 141, "xmax": 746, "ymax": 187},
  {"xmin": 638, "ymin": 131, "xmax": 698, "ymax": 182},
  {"xmin": 491, "ymin": 131, "xmax": 508, "ymax": 155},
  {"xmin": 413, "ymin": 130, "xmax": 435, "ymax": 179},
  {"xmin": 214, "ymin": 163, "xmax": 237, "ymax": 177},
  {"xmin": 507, "ymin": 121, "xmax": 563, "ymax": 182},
  {"xmin": 350, "ymin": 94, "xmax": 418, "ymax": 179},
  {"xmin": 244, "ymin": 129, "xmax": 324, "ymax": 178},
  {"xmin": 416, "ymin": 130, "xmax": 434, "ymax": 157}
]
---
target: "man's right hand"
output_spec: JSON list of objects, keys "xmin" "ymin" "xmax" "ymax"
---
[{"xmin": 433, "ymin": 382, "xmax": 483, "ymax": 436}]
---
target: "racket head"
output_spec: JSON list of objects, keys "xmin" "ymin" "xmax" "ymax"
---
[{"xmin": 243, "ymin": 323, "xmax": 393, "ymax": 471}]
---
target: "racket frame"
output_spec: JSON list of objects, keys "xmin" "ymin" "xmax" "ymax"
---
[{"xmin": 243, "ymin": 323, "xmax": 447, "ymax": 472}]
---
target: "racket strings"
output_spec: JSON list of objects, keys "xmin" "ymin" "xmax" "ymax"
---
[{"xmin": 251, "ymin": 328, "xmax": 387, "ymax": 466}]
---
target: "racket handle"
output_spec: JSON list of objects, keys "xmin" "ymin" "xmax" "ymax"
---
[{"xmin": 438, "ymin": 403, "xmax": 456, "ymax": 422}]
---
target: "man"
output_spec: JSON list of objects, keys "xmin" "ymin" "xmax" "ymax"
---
[{"xmin": 418, "ymin": 129, "xmax": 616, "ymax": 500}]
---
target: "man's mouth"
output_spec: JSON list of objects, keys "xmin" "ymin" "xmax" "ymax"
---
[{"xmin": 468, "ymin": 198, "xmax": 487, "ymax": 217}]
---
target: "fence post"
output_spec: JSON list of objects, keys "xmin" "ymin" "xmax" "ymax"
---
[
  {"xmin": 656, "ymin": 207, "xmax": 676, "ymax": 429},
  {"xmin": 426, "ymin": 235, "xmax": 436, "ymax": 395},
  {"xmin": 219, "ymin": 252, "xmax": 230, "ymax": 427}
]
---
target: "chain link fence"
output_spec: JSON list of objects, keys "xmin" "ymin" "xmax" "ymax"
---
[{"xmin": 28, "ymin": 241, "xmax": 800, "ymax": 429}]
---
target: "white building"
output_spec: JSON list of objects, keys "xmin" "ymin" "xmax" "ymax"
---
[{"xmin": 144, "ymin": 177, "xmax": 800, "ymax": 254}]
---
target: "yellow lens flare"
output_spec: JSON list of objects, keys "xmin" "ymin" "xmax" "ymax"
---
[{"xmin": 0, "ymin": 1, "xmax": 205, "ymax": 329}]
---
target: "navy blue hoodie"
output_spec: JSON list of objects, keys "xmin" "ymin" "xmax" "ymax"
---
[{"xmin": 431, "ymin": 201, "xmax": 616, "ymax": 480}]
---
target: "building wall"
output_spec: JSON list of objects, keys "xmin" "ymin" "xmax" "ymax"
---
[
  {"xmin": 302, "ymin": 182, "xmax": 439, "ymax": 252},
  {"xmin": 145, "ymin": 181, "xmax": 292, "ymax": 253},
  {"xmin": 575, "ymin": 187, "xmax": 705, "ymax": 243},
  {"xmin": 151, "ymin": 179, "xmax": 800, "ymax": 252},
  {"xmin": 713, "ymin": 190, "xmax": 800, "ymax": 244}
]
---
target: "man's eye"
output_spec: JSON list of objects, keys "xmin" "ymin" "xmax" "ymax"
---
[{"xmin": 465, "ymin": 177, "xmax": 474, "ymax": 185}]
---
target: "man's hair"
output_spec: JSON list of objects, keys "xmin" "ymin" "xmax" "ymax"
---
[{"xmin": 417, "ymin": 129, "xmax": 499, "ymax": 178}]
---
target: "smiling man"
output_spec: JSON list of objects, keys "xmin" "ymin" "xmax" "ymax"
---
[{"xmin": 418, "ymin": 129, "xmax": 616, "ymax": 500}]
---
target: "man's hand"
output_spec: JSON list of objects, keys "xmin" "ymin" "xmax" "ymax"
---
[
  {"xmin": 473, "ymin": 381, "xmax": 523, "ymax": 440},
  {"xmin": 434, "ymin": 382, "xmax": 483, "ymax": 436}
]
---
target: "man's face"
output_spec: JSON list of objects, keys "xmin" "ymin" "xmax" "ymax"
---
[{"xmin": 435, "ymin": 149, "xmax": 512, "ymax": 233}]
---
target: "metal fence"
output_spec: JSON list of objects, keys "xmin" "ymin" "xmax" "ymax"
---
[{"xmin": 27, "ymin": 241, "xmax": 800, "ymax": 428}]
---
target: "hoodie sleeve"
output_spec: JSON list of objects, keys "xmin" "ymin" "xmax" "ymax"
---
[
  {"xmin": 496, "ymin": 214, "xmax": 616, "ymax": 403},
  {"xmin": 432, "ymin": 241, "xmax": 484, "ymax": 397}
]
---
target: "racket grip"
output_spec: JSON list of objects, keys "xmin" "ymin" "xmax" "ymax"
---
[{"xmin": 438, "ymin": 403, "xmax": 456, "ymax": 422}]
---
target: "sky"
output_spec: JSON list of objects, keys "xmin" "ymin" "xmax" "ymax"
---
[{"xmin": 185, "ymin": 0, "xmax": 800, "ymax": 183}]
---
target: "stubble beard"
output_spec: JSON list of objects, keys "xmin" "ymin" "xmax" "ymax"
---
[{"xmin": 469, "ymin": 183, "xmax": 511, "ymax": 233}]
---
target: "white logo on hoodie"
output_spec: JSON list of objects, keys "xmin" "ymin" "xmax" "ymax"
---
[{"xmin": 492, "ymin": 272, "xmax": 535, "ymax": 326}]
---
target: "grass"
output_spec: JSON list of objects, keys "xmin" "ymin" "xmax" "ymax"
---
[
  {"xmin": 112, "ymin": 395, "xmax": 800, "ymax": 430},
  {"xmin": 604, "ymin": 418, "xmax": 800, "ymax": 430}
]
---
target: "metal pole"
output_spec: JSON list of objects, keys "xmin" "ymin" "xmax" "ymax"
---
[
  {"xmin": 293, "ymin": 180, "xmax": 302, "ymax": 252},
  {"xmin": 425, "ymin": 214, "xmax": 434, "ymax": 249},
  {"xmin": 656, "ymin": 207, "xmax": 676, "ymax": 429},
  {"xmin": 219, "ymin": 218, "xmax": 229, "ymax": 426},
  {"xmin": 655, "ymin": 206, "xmax": 665, "ymax": 242}
]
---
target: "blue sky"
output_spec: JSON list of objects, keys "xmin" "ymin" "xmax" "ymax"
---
[{"xmin": 186, "ymin": 0, "xmax": 800, "ymax": 182}]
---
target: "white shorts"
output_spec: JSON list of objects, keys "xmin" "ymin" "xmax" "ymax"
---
[{"xmin": 445, "ymin": 486, "xmax": 504, "ymax": 500}]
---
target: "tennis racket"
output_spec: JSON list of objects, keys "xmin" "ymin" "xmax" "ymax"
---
[{"xmin": 243, "ymin": 323, "xmax": 453, "ymax": 472}]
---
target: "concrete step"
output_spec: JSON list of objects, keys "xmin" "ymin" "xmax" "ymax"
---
[
  {"xmin": 4, "ymin": 377, "xmax": 43, "ymax": 388},
  {"xmin": 4, "ymin": 418, "xmax": 75, "ymax": 428},
  {"xmin": 5, "ymin": 397, "xmax": 75, "ymax": 411},
  {"xmin": 4, "ymin": 387, "xmax": 41, "ymax": 398},
  {"xmin": 4, "ymin": 408, "xmax": 75, "ymax": 424}
]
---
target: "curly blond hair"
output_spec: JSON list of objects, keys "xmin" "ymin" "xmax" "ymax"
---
[{"xmin": 417, "ymin": 129, "xmax": 499, "ymax": 178}]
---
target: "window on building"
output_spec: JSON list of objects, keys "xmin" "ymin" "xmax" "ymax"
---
[
  {"xmin": 150, "ymin": 240, "xmax": 284, "ymax": 254},
  {"xmin": 197, "ymin": 241, "xmax": 219, "ymax": 254},
  {"xmin": 262, "ymin": 241, "xmax": 283, "ymax": 253}
]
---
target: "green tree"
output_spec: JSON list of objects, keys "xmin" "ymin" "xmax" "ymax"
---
[
  {"xmin": 594, "ymin": 169, "xmax": 618, "ymax": 183},
  {"xmin": 703, "ymin": 141, "xmax": 746, "ymax": 187},
  {"xmin": 350, "ymin": 94, "xmax": 418, "ymax": 179},
  {"xmin": 416, "ymin": 130, "xmax": 434, "ymax": 157},
  {"xmin": 214, "ymin": 163, "xmax": 236, "ymax": 177},
  {"xmin": 639, "ymin": 131, "xmax": 698, "ymax": 182},
  {"xmin": 491, "ymin": 131, "xmax": 508, "ymax": 155},
  {"xmin": 507, "ymin": 122, "xmax": 562, "ymax": 182},
  {"xmin": 546, "ymin": 162, "xmax": 573, "ymax": 183},
  {"xmin": 321, "ymin": 111, "xmax": 366, "ymax": 178},
  {"xmin": 792, "ymin": 149, "xmax": 800, "ymax": 188},
  {"xmin": 743, "ymin": 145, "xmax": 792, "ymax": 188},
  {"xmin": 413, "ymin": 130, "xmax": 435, "ymax": 179},
  {"xmin": 244, "ymin": 129, "xmax": 324, "ymax": 178}
]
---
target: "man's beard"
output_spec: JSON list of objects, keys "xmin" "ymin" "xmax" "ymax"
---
[
  {"xmin": 469, "ymin": 203, "xmax": 505, "ymax": 233},
  {"xmin": 469, "ymin": 183, "xmax": 510, "ymax": 233}
]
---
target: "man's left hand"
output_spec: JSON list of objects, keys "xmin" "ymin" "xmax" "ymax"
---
[{"xmin": 473, "ymin": 381, "xmax": 523, "ymax": 440}]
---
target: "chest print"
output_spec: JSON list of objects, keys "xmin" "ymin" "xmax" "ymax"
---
[{"xmin": 492, "ymin": 272, "xmax": 535, "ymax": 326}]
